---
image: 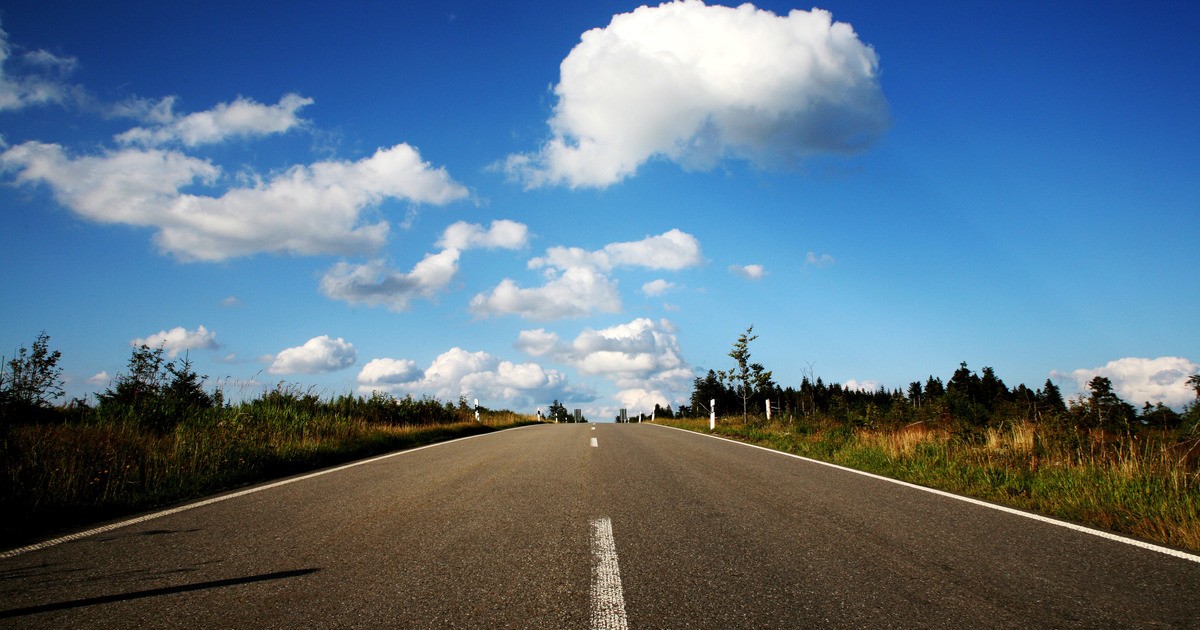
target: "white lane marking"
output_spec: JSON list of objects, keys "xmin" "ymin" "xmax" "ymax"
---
[
  {"xmin": 591, "ymin": 437, "xmax": 599, "ymax": 448},
  {"xmin": 1, "ymin": 425, "xmax": 543, "ymax": 560},
  {"xmin": 650, "ymin": 424, "xmax": 1200, "ymax": 565},
  {"xmin": 590, "ymin": 517, "xmax": 629, "ymax": 630},
  {"xmin": 592, "ymin": 427, "xmax": 596, "ymax": 431}
]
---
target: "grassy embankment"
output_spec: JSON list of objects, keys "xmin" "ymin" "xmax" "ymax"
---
[
  {"xmin": 1, "ymin": 391, "xmax": 538, "ymax": 548},
  {"xmin": 658, "ymin": 415, "xmax": 1200, "ymax": 553}
]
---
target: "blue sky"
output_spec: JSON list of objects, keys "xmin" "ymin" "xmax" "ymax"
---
[{"xmin": 2, "ymin": 1, "xmax": 1197, "ymax": 417}]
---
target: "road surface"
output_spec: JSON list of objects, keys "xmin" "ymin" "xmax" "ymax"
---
[{"xmin": 2, "ymin": 423, "xmax": 1197, "ymax": 628}]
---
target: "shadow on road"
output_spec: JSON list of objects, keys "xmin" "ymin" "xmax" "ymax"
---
[{"xmin": 0, "ymin": 567, "xmax": 320, "ymax": 619}]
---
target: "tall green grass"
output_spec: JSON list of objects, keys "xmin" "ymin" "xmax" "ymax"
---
[
  {"xmin": 660, "ymin": 416, "xmax": 1200, "ymax": 552},
  {"xmin": 0, "ymin": 389, "xmax": 537, "ymax": 548}
]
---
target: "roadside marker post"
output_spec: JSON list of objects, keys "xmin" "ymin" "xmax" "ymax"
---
[
  {"xmin": 765, "ymin": 398, "xmax": 772, "ymax": 421},
  {"xmin": 474, "ymin": 399, "xmax": 480, "ymax": 422},
  {"xmin": 710, "ymin": 398, "xmax": 716, "ymax": 431}
]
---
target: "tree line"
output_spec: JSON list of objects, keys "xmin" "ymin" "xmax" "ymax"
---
[
  {"xmin": 0, "ymin": 332, "xmax": 485, "ymax": 430},
  {"xmin": 667, "ymin": 327, "xmax": 1200, "ymax": 433}
]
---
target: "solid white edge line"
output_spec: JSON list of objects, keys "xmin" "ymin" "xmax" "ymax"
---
[
  {"xmin": 1, "ymin": 423, "xmax": 544, "ymax": 560},
  {"xmin": 590, "ymin": 517, "xmax": 629, "ymax": 630},
  {"xmin": 648, "ymin": 423, "xmax": 1200, "ymax": 564}
]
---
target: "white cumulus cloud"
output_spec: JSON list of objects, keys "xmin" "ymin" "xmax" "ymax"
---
[
  {"xmin": 515, "ymin": 329, "xmax": 560, "ymax": 357},
  {"xmin": 357, "ymin": 347, "xmax": 584, "ymax": 407},
  {"xmin": 472, "ymin": 229, "xmax": 701, "ymax": 321},
  {"xmin": 132, "ymin": 325, "xmax": 219, "ymax": 358},
  {"xmin": 470, "ymin": 266, "xmax": 622, "ymax": 321},
  {"xmin": 268, "ymin": 336, "xmax": 357, "ymax": 375},
  {"xmin": 503, "ymin": 0, "xmax": 888, "ymax": 188},
  {"xmin": 642, "ymin": 279, "xmax": 676, "ymax": 296},
  {"xmin": 1055, "ymin": 357, "xmax": 1199, "ymax": 410},
  {"xmin": 530, "ymin": 229, "xmax": 702, "ymax": 272},
  {"xmin": 115, "ymin": 93, "xmax": 313, "ymax": 146},
  {"xmin": 438, "ymin": 219, "xmax": 530, "ymax": 251},
  {"xmin": 730, "ymin": 264, "xmax": 766, "ymax": 280},
  {"xmin": 357, "ymin": 358, "xmax": 421, "ymax": 385},
  {"xmin": 521, "ymin": 318, "xmax": 694, "ymax": 406},
  {"xmin": 320, "ymin": 249, "xmax": 461, "ymax": 311},
  {"xmin": 0, "ymin": 140, "xmax": 468, "ymax": 261}
]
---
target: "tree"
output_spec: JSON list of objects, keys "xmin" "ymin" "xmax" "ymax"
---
[
  {"xmin": 1038, "ymin": 378, "xmax": 1067, "ymax": 417},
  {"xmin": 1082, "ymin": 376, "xmax": 1136, "ymax": 431},
  {"xmin": 907, "ymin": 381, "xmax": 924, "ymax": 408},
  {"xmin": 1182, "ymin": 375, "xmax": 1200, "ymax": 433},
  {"xmin": 97, "ymin": 345, "xmax": 214, "ymax": 431},
  {"xmin": 691, "ymin": 370, "xmax": 730, "ymax": 417},
  {"xmin": 1, "ymin": 331, "xmax": 65, "ymax": 423},
  {"xmin": 547, "ymin": 399, "xmax": 568, "ymax": 423},
  {"xmin": 717, "ymin": 326, "xmax": 774, "ymax": 421}
]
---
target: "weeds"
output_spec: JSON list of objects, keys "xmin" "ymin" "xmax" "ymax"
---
[{"xmin": 0, "ymin": 390, "xmax": 537, "ymax": 548}]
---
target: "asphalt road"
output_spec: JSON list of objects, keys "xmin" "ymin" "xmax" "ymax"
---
[{"xmin": 1, "ymin": 423, "xmax": 1198, "ymax": 628}]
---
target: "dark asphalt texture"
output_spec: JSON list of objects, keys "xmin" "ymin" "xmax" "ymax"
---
[{"xmin": 1, "ymin": 423, "xmax": 1197, "ymax": 628}]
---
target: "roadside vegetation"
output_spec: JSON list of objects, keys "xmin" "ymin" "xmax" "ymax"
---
[
  {"xmin": 0, "ymin": 333, "xmax": 536, "ymax": 548},
  {"xmin": 656, "ymin": 327, "xmax": 1200, "ymax": 553}
]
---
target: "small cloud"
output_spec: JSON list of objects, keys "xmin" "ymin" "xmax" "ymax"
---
[
  {"xmin": 845, "ymin": 379, "xmax": 881, "ymax": 392},
  {"xmin": 132, "ymin": 325, "xmax": 218, "ymax": 357},
  {"xmin": 268, "ymin": 336, "xmax": 357, "ymax": 375},
  {"xmin": 730, "ymin": 264, "xmax": 766, "ymax": 281},
  {"xmin": 516, "ymin": 329, "xmax": 560, "ymax": 357},
  {"xmin": 319, "ymin": 250, "xmax": 461, "ymax": 311},
  {"xmin": 0, "ymin": 25, "xmax": 80, "ymax": 112},
  {"xmin": 470, "ymin": 267, "xmax": 621, "ymax": 321},
  {"xmin": 114, "ymin": 93, "xmax": 314, "ymax": 147},
  {"xmin": 805, "ymin": 251, "xmax": 836, "ymax": 268},
  {"xmin": 86, "ymin": 371, "xmax": 110, "ymax": 386},
  {"xmin": 437, "ymin": 219, "xmax": 530, "ymax": 251},
  {"xmin": 642, "ymin": 279, "xmax": 676, "ymax": 297},
  {"xmin": 358, "ymin": 358, "xmax": 421, "ymax": 385},
  {"xmin": 221, "ymin": 295, "xmax": 241, "ymax": 307}
]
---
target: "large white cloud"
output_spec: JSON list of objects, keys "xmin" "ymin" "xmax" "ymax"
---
[
  {"xmin": 471, "ymin": 229, "xmax": 701, "ymax": 320},
  {"xmin": 519, "ymin": 318, "xmax": 694, "ymax": 409},
  {"xmin": 1055, "ymin": 357, "xmax": 1199, "ymax": 410},
  {"xmin": 503, "ymin": 1, "xmax": 888, "ymax": 188},
  {"xmin": 132, "ymin": 325, "xmax": 219, "ymax": 358},
  {"xmin": 357, "ymin": 347, "xmax": 586, "ymax": 407},
  {"xmin": 320, "ymin": 249, "xmax": 461, "ymax": 311},
  {"xmin": 115, "ymin": 94, "xmax": 313, "ymax": 146},
  {"xmin": 0, "ymin": 140, "xmax": 468, "ymax": 261},
  {"xmin": 268, "ymin": 336, "xmax": 357, "ymax": 375}
]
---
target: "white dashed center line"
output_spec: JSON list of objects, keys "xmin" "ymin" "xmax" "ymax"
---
[
  {"xmin": 590, "ymin": 517, "xmax": 629, "ymax": 630},
  {"xmin": 591, "ymin": 437, "xmax": 599, "ymax": 448}
]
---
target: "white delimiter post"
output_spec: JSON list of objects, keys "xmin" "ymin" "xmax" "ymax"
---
[
  {"xmin": 766, "ymin": 398, "xmax": 771, "ymax": 421},
  {"xmin": 710, "ymin": 398, "xmax": 716, "ymax": 431},
  {"xmin": 474, "ymin": 399, "xmax": 480, "ymax": 422}
]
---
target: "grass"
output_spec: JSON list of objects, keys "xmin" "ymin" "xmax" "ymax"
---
[
  {"xmin": 658, "ymin": 416, "xmax": 1200, "ymax": 553},
  {"xmin": 0, "ymin": 394, "xmax": 538, "ymax": 549}
]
